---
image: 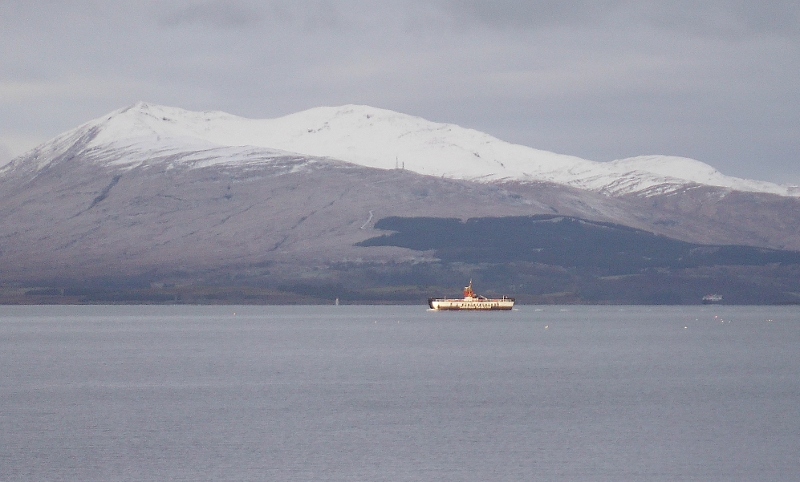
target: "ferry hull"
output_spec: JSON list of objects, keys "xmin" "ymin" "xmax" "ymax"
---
[{"xmin": 428, "ymin": 298, "xmax": 515, "ymax": 311}]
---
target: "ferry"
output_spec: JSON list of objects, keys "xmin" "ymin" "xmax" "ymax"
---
[
  {"xmin": 702, "ymin": 294, "xmax": 723, "ymax": 304},
  {"xmin": 428, "ymin": 281, "xmax": 515, "ymax": 311}
]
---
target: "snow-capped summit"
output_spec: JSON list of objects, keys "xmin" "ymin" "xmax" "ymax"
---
[
  {"xmin": 5, "ymin": 102, "xmax": 797, "ymax": 197},
  {"xmin": 607, "ymin": 156, "xmax": 797, "ymax": 197}
]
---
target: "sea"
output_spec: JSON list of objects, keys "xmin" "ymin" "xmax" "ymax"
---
[{"xmin": 1, "ymin": 305, "xmax": 798, "ymax": 481}]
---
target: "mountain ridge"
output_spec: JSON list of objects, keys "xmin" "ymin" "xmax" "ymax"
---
[{"xmin": 4, "ymin": 102, "xmax": 797, "ymax": 197}]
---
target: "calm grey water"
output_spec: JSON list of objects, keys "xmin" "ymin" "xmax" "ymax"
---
[{"xmin": 1, "ymin": 305, "xmax": 798, "ymax": 481}]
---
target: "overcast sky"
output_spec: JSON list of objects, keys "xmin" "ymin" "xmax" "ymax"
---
[{"xmin": 2, "ymin": 1, "xmax": 798, "ymax": 184}]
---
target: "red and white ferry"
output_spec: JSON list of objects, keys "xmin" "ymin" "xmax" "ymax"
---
[{"xmin": 428, "ymin": 281, "xmax": 515, "ymax": 311}]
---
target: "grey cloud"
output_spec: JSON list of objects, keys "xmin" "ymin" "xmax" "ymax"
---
[
  {"xmin": 632, "ymin": 1, "xmax": 800, "ymax": 39},
  {"xmin": 436, "ymin": 0, "xmax": 625, "ymax": 29},
  {"xmin": 160, "ymin": 1, "xmax": 263, "ymax": 28},
  {"xmin": 431, "ymin": 0, "xmax": 800, "ymax": 38},
  {"xmin": 158, "ymin": 1, "xmax": 352, "ymax": 31}
]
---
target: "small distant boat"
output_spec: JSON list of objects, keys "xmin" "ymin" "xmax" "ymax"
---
[
  {"xmin": 428, "ymin": 280, "xmax": 515, "ymax": 311},
  {"xmin": 702, "ymin": 294, "xmax": 723, "ymax": 304}
]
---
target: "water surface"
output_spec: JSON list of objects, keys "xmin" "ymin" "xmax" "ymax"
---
[{"xmin": 2, "ymin": 305, "xmax": 798, "ymax": 481}]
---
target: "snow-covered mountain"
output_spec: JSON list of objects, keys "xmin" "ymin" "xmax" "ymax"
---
[
  {"xmin": 2, "ymin": 102, "xmax": 800, "ymax": 302},
  {"xmin": 5, "ymin": 102, "xmax": 797, "ymax": 197}
]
